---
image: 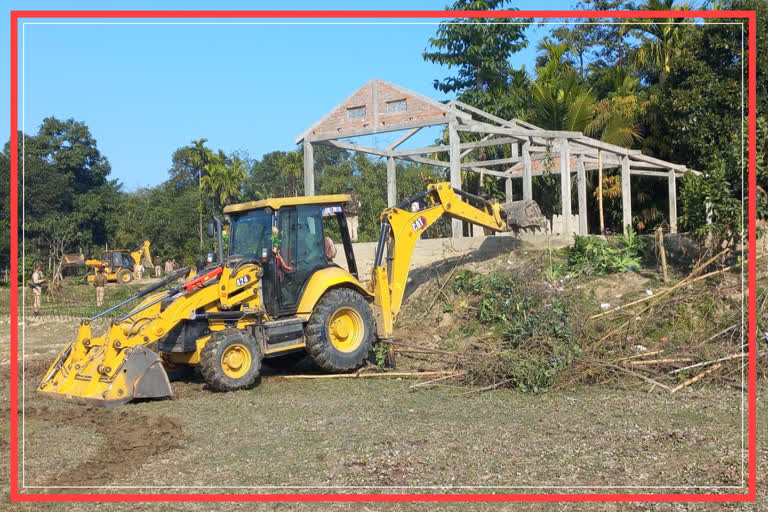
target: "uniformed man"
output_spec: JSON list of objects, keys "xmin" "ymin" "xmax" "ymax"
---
[
  {"xmin": 345, "ymin": 187, "xmax": 360, "ymax": 242},
  {"xmin": 93, "ymin": 266, "xmax": 107, "ymax": 307},
  {"xmin": 30, "ymin": 264, "xmax": 45, "ymax": 316}
]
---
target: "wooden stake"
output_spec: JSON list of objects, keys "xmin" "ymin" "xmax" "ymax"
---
[
  {"xmin": 598, "ymin": 150, "xmax": 604, "ymax": 234},
  {"xmin": 669, "ymin": 363, "xmax": 722, "ymax": 393},
  {"xmin": 657, "ymin": 227, "xmax": 668, "ymax": 283}
]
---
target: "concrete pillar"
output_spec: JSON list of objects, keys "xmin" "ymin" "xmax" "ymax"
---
[
  {"xmin": 303, "ymin": 140, "xmax": 314, "ymax": 196},
  {"xmin": 621, "ymin": 155, "xmax": 632, "ymax": 234},
  {"xmin": 505, "ymin": 177, "xmax": 513, "ymax": 203},
  {"xmin": 449, "ymin": 120, "xmax": 462, "ymax": 238},
  {"xmin": 559, "ymin": 138, "xmax": 572, "ymax": 236},
  {"xmin": 577, "ymin": 154, "xmax": 587, "ymax": 235},
  {"xmin": 669, "ymin": 170, "xmax": 678, "ymax": 234},
  {"xmin": 386, "ymin": 156, "xmax": 396, "ymax": 207},
  {"xmin": 522, "ymin": 140, "xmax": 532, "ymax": 200}
]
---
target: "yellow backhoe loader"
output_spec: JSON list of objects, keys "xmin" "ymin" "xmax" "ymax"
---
[
  {"xmin": 38, "ymin": 184, "xmax": 545, "ymax": 406},
  {"xmin": 85, "ymin": 240, "xmax": 153, "ymax": 285}
]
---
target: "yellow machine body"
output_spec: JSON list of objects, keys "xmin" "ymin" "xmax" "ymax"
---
[
  {"xmin": 39, "ymin": 183, "xmax": 530, "ymax": 406},
  {"xmin": 85, "ymin": 240, "xmax": 153, "ymax": 284}
]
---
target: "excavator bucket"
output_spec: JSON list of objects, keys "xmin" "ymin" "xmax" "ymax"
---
[
  {"xmin": 37, "ymin": 319, "xmax": 172, "ymax": 407},
  {"xmin": 500, "ymin": 199, "xmax": 548, "ymax": 232}
]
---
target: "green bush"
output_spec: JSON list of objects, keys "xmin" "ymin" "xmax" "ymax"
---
[
  {"xmin": 566, "ymin": 231, "xmax": 644, "ymax": 277},
  {"xmin": 452, "ymin": 270, "xmax": 581, "ymax": 392}
]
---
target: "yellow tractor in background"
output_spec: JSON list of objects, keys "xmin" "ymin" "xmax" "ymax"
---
[
  {"xmin": 85, "ymin": 240, "xmax": 153, "ymax": 285},
  {"xmin": 38, "ymin": 184, "xmax": 545, "ymax": 406}
]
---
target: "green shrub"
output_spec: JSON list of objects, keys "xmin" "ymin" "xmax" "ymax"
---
[{"xmin": 452, "ymin": 270, "xmax": 581, "ymax": 392}]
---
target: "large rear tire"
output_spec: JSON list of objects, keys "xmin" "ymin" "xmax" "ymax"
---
[
  {"xmin": 305, "ymin": 288, "xmax": 375, "ymax": 372},
  {"xmin": 200, "ymin": 329, "xmax": 262, "ymax": 391}
]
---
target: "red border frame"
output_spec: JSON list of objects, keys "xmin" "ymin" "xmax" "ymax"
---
[{"xmin": 8, "ymin": 9, "xmax": 758, "ymax": 503}]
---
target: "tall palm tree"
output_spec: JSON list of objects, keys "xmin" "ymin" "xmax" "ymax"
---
[
  {"xmin": 202, "ymin": 151, "xmax": 247, "ymax": 211},
  {"xmin": 217, "ymin": 154, "xmax": 247, "ymax": 207},
  {"xmin": 625, "ymin": 0, "xmax": 696, "ymax": 86},
  {"xmin": 530, "ymin": 39, "xmax": 595, "ymax": 132},
  {"xmin": 586, "ymin": 67, "xmax": 645, "ymax": 147},
  {"xmin": 191, "ymin": 138, "xmax": 213, "ymax": 250}
]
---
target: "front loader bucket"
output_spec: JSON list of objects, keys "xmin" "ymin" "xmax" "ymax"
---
[
  {"xmin": 500, "ymin": 199, "xmax": 548, "ymax": 232},
  {"xmin": 37, "ymin": 320, "xmax": 172, "ymax": 407}
]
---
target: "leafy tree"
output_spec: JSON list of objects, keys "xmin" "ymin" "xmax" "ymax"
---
[
  {"xmin": 9, "ymin": 117, "xmax": 120, "ymax": 272},
  {"xmin": 423, "ymin": 0, "xmax": 531, "ymax": 94}
]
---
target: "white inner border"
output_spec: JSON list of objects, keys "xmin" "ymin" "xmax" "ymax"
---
[{"xmin": 19, "ymin": 19, "xmax": 747, "ymax": 492}]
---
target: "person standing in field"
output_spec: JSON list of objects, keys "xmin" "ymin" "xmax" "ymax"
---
[
  {"xmin": 345, "ymin": 187, "xmax": 360, "ymax": 242},
  {"xmin": 164, "ymin": 259, "xmax": 173, "ymax": 275},
  {"xmin": 93, "ymin": 266, "xmax": 107, "ymax": 307},
  {"xmin": 154, "ymin": 256, "xmax": 162, "ymax": 278},
  {"xmin": 30, "ymin": 264, "xmax": 46, "ymax": 316}
]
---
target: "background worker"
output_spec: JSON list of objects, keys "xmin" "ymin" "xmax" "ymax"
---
[
  {"xmin": 30, "ymin": 264, "xmax": 46, "ymax": 316},
  {"xmin": 93, "ymin": 266, "xmax": 107, "ymax": 307},
  {"xmin": 345, "ymin": 187, "xmax": 360, "ymax": 242},
  {"xmin": 154, "ymin": 256, "xmax": 162, "ymax": 278}
]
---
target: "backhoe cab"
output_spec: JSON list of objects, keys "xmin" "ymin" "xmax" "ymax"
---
[{"xmin": 38, "ymin": 183, "xmax": 543, "ymax": 406}]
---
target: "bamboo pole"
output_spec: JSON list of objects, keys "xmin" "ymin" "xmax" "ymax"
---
[
  {"xmin": 409, "ymin": 372, "xmax": 466, "ymax": 389},
  {"xmin": 613, "ymin": 350, "xmax": 664, "ymax": 362},
  {"xmin": 669, "ymin": 350, "xmax": 764, "ymax": 375},
  {"xmin": 282, "ymin": 371, "xmax": 456, "ymax": 380},
  {"xmin": 628, "ymin": 358, "xmax": 693, "ymax": 366},
  {"xmin": 669, "ymin": 364, "xmax": 722, "ymax": 393},
  {"xmin": 590, "ymin": 248, "xmax": 733, "ymax": 320}
]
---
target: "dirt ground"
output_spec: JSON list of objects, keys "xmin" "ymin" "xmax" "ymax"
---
[
  {"xmin": 2, "ymin": 323, "xmax": 766, "ymax": 510},
  {"xmin": 2, "ymin": 248, "xmax": 767, "ymax": 511}
]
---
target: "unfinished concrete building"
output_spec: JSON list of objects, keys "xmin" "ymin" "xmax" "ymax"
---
[{"xmin": 297, "ymin": 79, "xmax": 699, "ymax": 238}]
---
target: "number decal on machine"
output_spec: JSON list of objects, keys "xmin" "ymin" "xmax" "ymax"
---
[
  {"xmin": 412, "ymin": 216, "xmax": 427, "ymax": 232},
  {"xmin": 236, "ymin": 275, "xmax": 251, "ymax": 287}
]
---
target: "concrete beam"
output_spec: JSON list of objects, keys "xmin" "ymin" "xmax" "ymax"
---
[
  {"xmin": 318, "ymin": 139, "xmax": 390, "ymax": 157},
  {"xmin": 306, "ymin": 117, "xmax": 452, "ymax": 142},
  {"xmin": 669, "ymin": 169, "xmax": 678, "ymax": 234},
  {"xmin": 303, "ymin": 141, "xmax": 314, "ymax": 196},
  {"xmin": 577, "ymin": 154, "xmax": 587, "ymax": 235},
  {"xmin": 386, "ymin": 127, "xmax": 421, "ymax": 150},
  {"xmin": 522, "ymin": 140, "xmax": 532, "ymax": 200},
  {"xmin": 560, "ymin": 138, "xmax": 572, "ymax": 236},
  {"xmin": 387, "ymin": 156, "xmax": 396, "ymax": 207},
  {"xmin": 621, "ymin": 155, "xmax": 632, "ymax": 234},
  {"xmin": 449, "ymin": 121, "xmax": 462, "ymax": 238}
]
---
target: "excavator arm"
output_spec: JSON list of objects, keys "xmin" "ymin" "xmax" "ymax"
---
[
  {"xmin": 131, "ymin": 240, "xmax": 153, "ymax": 269},
  {"xmin": 369, "ymin": 182, "xmax": 543, "ymax": 339}
]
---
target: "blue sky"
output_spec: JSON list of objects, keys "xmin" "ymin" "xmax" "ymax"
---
[{"xmin": 5, "ymin": 1, "xmax": 573, "ymax": 191}]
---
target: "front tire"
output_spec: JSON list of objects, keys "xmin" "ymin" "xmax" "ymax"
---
[
  {"xmin": 305, "ymin": 288, "xmax": 375, "ymax": 372},
  {"xmin": 117, "ymin": 268, "xmax": 134, "ymax": 284},
  {"xmin": 200, "ymin": 329, "xmax": 262, "ymax": 391}
]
